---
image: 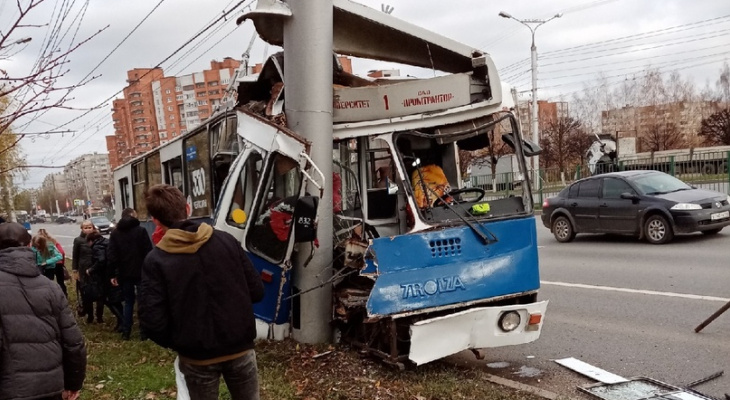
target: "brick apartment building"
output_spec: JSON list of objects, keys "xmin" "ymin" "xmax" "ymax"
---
[
  {"xmin": 106, "ymin": 58, "xmax": 241, "ymax": 169},
  {"xmin": 601, "ymin": 101, "xmax": 722, "ymax": 153},
  {"xmin": 516, "ymin": 100, "xmax": 570, "ymax": 141}
]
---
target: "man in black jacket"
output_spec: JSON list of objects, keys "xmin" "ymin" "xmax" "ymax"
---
[
  {"xmin": 139, "ymin": 184, "xmax": 264, "ymax": 400},
  {"xmin": 108, "ymin": 208, "xmax": 153, "ymax": 340},
  {"xmin": 0, "ymin": 222, "xmax": 86, "ymax": 400}
]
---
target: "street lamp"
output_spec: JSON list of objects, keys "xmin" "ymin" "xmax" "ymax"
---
[{"xmin": 498, "ymin": 11, "xmax": 561, "ymax": 186}]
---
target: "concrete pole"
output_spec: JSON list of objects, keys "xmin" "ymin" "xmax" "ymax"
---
[
  {"xmin": 530, "ymin": 32, "xmax": 540, "ymax": 189},
  {"xmin": 283, "ymin": 0, "xmax": 334, "ymax": 344}
]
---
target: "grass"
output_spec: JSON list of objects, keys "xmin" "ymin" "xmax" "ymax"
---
[{"xmin": 68, "ymin": 280, "xmax": 544, "ymax": 400}]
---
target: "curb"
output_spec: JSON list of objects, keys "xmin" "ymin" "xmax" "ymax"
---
[{"xmin": 484, "ymin": 373, "xmax": 564, "ymax": 400}]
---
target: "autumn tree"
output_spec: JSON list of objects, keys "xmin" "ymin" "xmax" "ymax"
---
[
  {"xmin": 641, "ymin": 120, "xmax": 686, "ymax": 152},
  {"xmin": 698, "ymin": 109, "xmax": 730, "ymax": 146}
]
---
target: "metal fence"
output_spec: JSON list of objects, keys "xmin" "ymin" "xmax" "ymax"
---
[{"xmin": 468, "ymin": 150, "xmax": 730, "ymax": 207}]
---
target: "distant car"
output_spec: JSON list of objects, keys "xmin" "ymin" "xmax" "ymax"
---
[
  {"xmin": 91, "ymin": 216, "xmax": 114, "ymax": 234},
  {"xmin": 30, "ymin": 216, "xmax": 46, "ymax": 224},
  {"xmin": 541, "ymin": 170, "xmax": 730, "ymax": 244},
  {"xmin": 55, "ymin": 216, "xmax": 77, "ymax": 224}
]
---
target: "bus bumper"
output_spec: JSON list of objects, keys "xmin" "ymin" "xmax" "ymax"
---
[{"xmin": 408, "ymin": 300, "xmax": 548, "ymax": 365}]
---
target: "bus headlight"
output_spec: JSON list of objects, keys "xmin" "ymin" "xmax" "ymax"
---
[{"xmin": 498, "ymin": 311, "xmax": 521, "ymax": 332}]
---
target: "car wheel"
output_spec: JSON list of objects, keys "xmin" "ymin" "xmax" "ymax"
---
[
  {"xmin": 702, "ymin": 228, "xmax": 722, "ymax": 235},
  {"xmin": 644, "ymin": 214, "xmax": 674, "ymax": 244},
  {"xmin": 552, "ymin": 215, "xmax": 576, "ymax": 243}
]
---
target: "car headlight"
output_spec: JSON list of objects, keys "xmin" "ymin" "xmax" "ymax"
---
[
  {"xmin": 109, "ymin": 223, "xmax": 115, "ymax": 228},
  {"xmin": 671, "ymin": 203, "xmax": 702, "ymax": 210},
  {"xmin": 498, "ymin": 311, "xmax": 521, "ymax": 332}
]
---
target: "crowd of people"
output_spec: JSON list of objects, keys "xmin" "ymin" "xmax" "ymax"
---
[{"xmin": 0, "ymin": 184, "xmax": 265, "ymax": 400}]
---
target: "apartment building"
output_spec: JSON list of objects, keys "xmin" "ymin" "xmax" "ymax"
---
[
  {"xmin": 516, "ymin": 100, "xmax": 570, "ymax": 141},
  {"xmin": 106, "ymin": 58, "xmax": 241, "ymax": 169},
  {"xmin": 63, "ymin": 153, "xmax": 113, "ymax": 207},
  {"xmin": 601, "ymin": 101, "xmax": 722, "ymax": 153}
]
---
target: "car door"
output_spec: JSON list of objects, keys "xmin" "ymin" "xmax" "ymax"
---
[
  {"xmin": 598, "ymin": 177, "xmax": 641, "ymax": 233},
  {"xmin": 570, "ymin": 178, "xmax": 602, "ymax": 232}
]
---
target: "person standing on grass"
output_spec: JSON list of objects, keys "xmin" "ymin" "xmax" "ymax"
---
[
  {"xmin": 37, "ymin": 228, "xmax": 69, "ymax": 296},
  {"xmin": 72, "ymin": 220, "xmax": 102, "ymax": 323},
  {"xmin": 139, "ymin": 184, "xmax": 264, "ymax": 400},
  {"xmin": 31, "ymin": 234, "xmax": 64, "ymax": 277},
  {"xmin": 86, "ymin": 231, "xmax": 123, "ymax": 332},
  {"xmin": 0, "ymin": 222, "xmax": 87, "ymax": 400},
  {"xmin": 108, "ymin": 207, "xmax": 153, "ymax": 340}
]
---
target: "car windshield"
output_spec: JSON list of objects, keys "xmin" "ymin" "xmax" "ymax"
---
[
  {"xmin": 91, "ymin": 217, "xmax": 110, "ymax": 224},
  {"xmin": 630, "ymin": 172, "xmax": 691, "ymax": 195}
]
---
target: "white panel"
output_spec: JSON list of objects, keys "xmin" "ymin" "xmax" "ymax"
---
[
  {"xmin": 554, "ymin": 358, "xmax": 628, "ymax": 384},
  {"xmin": 409, "ymin": 300, "xmax": 548, "ymax": 365}
]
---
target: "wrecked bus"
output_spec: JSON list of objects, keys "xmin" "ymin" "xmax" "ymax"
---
[{"xmin": 113, "ymin": 0, "xmax": 547, "ymax": 367}]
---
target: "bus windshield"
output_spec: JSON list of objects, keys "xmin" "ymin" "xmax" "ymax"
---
[{"xmin": 395, "ymin": 112, "xmax": 532, "ymax": 225}]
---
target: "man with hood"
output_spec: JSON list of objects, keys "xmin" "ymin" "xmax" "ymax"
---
[
  {"xmin": 108, "ymin": 207, "xmax": 153, "ymax": 340},
  {"xmin": 139, "ymin": 184, "xmax": 264, "ymax": 400},
  {"xmin": 0, "ymin": 222, "xmax": 87, "ymax": 400}
]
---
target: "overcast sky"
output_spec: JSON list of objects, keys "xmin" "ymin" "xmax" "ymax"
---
[{"xmin": 2, "ymin": 0, "xmax": 728, "ymax": 189}]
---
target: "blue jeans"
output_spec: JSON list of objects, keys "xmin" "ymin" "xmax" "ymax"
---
[
  {"xmin": 121, "ymin": 278, "xmax": 140, "ymax": 334},
  {"xmin": 178, "ymin": 351, "xmax": 259, "ymax": 400}
]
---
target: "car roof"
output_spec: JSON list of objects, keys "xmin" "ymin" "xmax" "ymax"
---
[{"xmin": 575, "ymin": 170, "xmax": 662, "ymax": 183}]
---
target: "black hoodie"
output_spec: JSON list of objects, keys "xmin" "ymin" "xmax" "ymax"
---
[
  {"xmin": 107, "ymin": 216, "xmax": 153, "ymax": 280},
  {"xmin": 139, "ymin": 220, "xmax": 264, "ymax": 361}
]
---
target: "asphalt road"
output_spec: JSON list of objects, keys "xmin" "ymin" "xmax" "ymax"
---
[
  {"xmin": 27, "ymin": 222, "xmax": 106, "ymax": 258},
  {"xmin": 449, "ymin": 219, "xmax": 730, "ymax": 399}
]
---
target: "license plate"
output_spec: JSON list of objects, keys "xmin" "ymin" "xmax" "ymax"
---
[{"xmin": 711, "ymin": 211, "xmax": 729, "ymax": 220}]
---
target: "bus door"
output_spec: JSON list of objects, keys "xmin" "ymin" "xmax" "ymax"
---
[{"xmin": 216, "ymin": 110, "xmax": 324, "ymax": 325}]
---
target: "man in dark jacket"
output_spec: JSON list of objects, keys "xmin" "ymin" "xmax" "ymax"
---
[
  {"xmin": 108, "ymin": 208, "xmax": 153, "ymax": 340},
  {"xmin": 0, "ymin": 222, "xmax": 86, "ymax": 400},
  {"xmin": 139, "ymin": 184, "xmax": 264, "ymax": 400}
]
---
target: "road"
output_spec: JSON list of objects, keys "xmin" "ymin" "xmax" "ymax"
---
[
  {"xmin": 27, "ymin": 222, "xmax": 107, "ymax": 259},
  {"xmin": 449, "ymin": 221, "xmax": 730, "ymax": 399}
]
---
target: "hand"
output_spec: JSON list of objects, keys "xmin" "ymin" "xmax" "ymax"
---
[
  {"xmin": 63, "ymin": 390, "xmax": 80, "ymax": 400},
  {"xmin": 41, "ymin": 262, "xmax": 47, "ymax": 266},
  {"xmin": 111, "ymin": 278, "xmax": 118, "ymax": 286},
  {"xmin": 72, "ymin": 270, "xmax": 79, "ymax": 281}
]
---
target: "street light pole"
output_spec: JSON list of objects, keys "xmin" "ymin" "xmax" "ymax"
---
[{"xmin": 498, "ymin": 11, "xmax": 561, "ymax": 188}]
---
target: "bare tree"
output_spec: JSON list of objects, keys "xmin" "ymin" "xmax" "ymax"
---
[
  {"xmin": 540, "ymin": 116, "xmax": 586, "ymax": 184},
  {"xmin": 641, "ymin": 121, "xmax": 686, "ymax": 152},
  {"xmin": 0, "ymin": 0, "xmax": 107, "ymax": 135},
  {"xmin": 698, "ymin": 109, "xmax": 730, "ymax": 146}
]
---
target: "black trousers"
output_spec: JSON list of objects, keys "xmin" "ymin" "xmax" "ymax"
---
[{"xmin": 42, "ymin": 264, "xmax": 68, "ymax": 296}]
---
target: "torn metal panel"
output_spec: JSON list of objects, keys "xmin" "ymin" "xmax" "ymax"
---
[
  {"xmin": 408, "ymin": 300, "xmax": 548, "ymax": 365},
  {"xmin": 238, "ymin": 0, "xmax": 486, "ymax": 74}
]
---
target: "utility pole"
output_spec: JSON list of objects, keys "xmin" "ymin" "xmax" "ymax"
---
[
  {"xmin": 283, "ymin": 0, "xmax": 334, "ymax": 343},
  {"xmin": 498, "ymin": 11, "xmax": 562, "ymax": 190}
]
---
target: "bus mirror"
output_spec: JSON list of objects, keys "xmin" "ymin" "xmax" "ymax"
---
[
  {"xmin": 501, "ymin": 134, "xmax": 542, "ymax": 157},
  {"xmin": 386, "ymin": 178, "xmax": 399, "ymax": 195},
  {"xmin": 293, "ymin": 195, "xmax": 319, "ymax": 243}
]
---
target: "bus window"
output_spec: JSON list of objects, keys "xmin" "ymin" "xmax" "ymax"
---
[
  {"xmin": 147, "ymin": 152, "xmax": 162, "ymax": 187},
  {"xmin": 226, "ymin": 151, "xmax": 263, "ymax": 229},
  {"xmin": 132, "ymin": 161, "xmax": 147, "ymax": 219},
  {"xmin": 365, "ymin": 139, "xmax": 396, "ymax": 220},
  {"xmin": 183, "ymin": 127, "xmax": 212, "ymax": 218},
  {"xmin": 163, "ymin": 157, "xmax": 184, "ymax": 192},
  {"xmin": 118, "ymin": 177, "xmax": 130, "ymax": 209},
  {"xmin": 246, "ymin": 153, "xmax": 302, "ymax": 263}
]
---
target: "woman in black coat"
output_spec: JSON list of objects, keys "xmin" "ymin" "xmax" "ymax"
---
[
  {"xmin": 87, "ymin": 231, "xmax": 123, "ymax": 331},
  {"xmin": 72, "ymin": 220, "xmax": 103, "ymax": 323}
]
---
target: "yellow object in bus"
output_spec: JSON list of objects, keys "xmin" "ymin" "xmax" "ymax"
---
[{"xmin": 471, "ymin": 202, "xmax": 491, "ymax": 215}]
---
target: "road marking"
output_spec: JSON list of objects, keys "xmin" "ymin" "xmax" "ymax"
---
[{"xmin": 541, "ymin": 280, "xmax": 730, "ymax": 302}]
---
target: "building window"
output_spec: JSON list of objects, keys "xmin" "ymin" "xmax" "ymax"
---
[
  {"xmin": 197, "ymin": 91, "xmax": 206, "ymax": 97},
  {"xmin": 208, "ymin": 90, "xmax": 219, "ymax": 96},
  {"xmin": 208, "ymin": 81, "xmax": 218, "ymax": 86},
  {"xmin": 167, "ymin": 106, "xmax": 173, "ymax": 111},
  {"xmin": 165, "ymin": 89, "xmax": 171, "ymax": 94},
  {"xmin": 170, "ymin": 115, "xmax": 175, "ymax": 120}
]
